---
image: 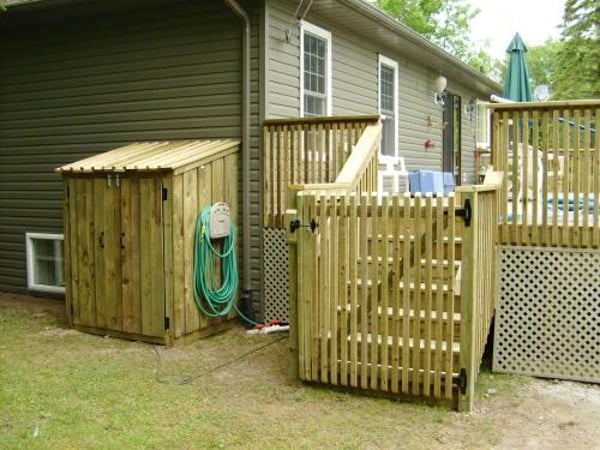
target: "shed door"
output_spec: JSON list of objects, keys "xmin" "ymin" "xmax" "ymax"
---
[
  {"xmin": 120, "ymin": 176, "xmax": 165, "ymax": 338},
  {"xmin": 68, "ymin": 175, "xmax": 165, "ymax": 338}
]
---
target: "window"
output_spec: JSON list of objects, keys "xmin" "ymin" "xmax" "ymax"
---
[
  {"xmin": 476, "ymin": 101, "xmax": 491, "ymax": 149},
  {"xmin": 25, "ymin": 232, "xmax": 65, "ymax": 294},
  {"xmin": 300, "ymin": 22, "xmax": 332, "ymax": 117},
  {"xmin": 378, "ymin": 55, "xmax": 399, "ymax": 160}
]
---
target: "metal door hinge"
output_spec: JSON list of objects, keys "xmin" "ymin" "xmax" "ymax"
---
[
  {"xmin": 453, "ymin": 368, "xmax": 467, "ymax": 394},
  {"xmin": 164, "ymin": 317, "xmax": 170, "ymax": 330},
  {"xmin": 162, "ymin": 187, "xmax": 168, "ymax": 201}
]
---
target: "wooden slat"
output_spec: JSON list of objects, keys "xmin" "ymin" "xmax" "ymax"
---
[
  {"xmin": 184, "ymin": 170, "xmax": 200, "ymax": 334},
  {"xmin": 319, "ymin": 193, "xmax": 330, "ymax": 383},
  {"xmin": 338, "ymin": 194, "xmax": 349, "ymax": 386},
  {"xmin": 359, "ymin": 194, "xmax": 369, "ymax": 389},
  {"xmin": 349, "ymin": 194, "xmax": 358, "ymax": 387}
]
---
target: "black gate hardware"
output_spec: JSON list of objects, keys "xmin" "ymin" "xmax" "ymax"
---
[
  {"xmin": 164, "ymin": 317, "xmax": 170, "ymax": 330},
  {"xmin": 290, "ymin": 218, "xmax": 318, "ymax": 233},
  {"xmin": 448, "ymin": 198, "xmax": 472, "ymax": 227},
  {"xmin": 453, "ymin": 368, "xmax": 467, "ymax": 394},
  {"xmin": 162, "ymin": 187, "xmax": 168, "ymax": 201}
]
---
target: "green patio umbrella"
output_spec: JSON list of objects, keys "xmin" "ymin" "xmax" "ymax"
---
[{"xmin": 503, "ymin": 33, "xmax": 532, "ymax": 102}]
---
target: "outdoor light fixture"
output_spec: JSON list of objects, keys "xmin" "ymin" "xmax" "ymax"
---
[{"xmin": 433, "ymin": 75, "xmax": 447, "ymax": 106}]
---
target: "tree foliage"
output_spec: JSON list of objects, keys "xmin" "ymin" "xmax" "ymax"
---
[
  {"xmin": 375, "ymin": 0, "xmax": 500, "ymax": 76},
  {"xmin": 553, "ymin": 0, "xmax": 600, "ymax": 99}
]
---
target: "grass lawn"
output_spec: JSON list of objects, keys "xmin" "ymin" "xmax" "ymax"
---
[{"xmin": 4, "ymin": 292, "xmax": 593, "ymax": 450}]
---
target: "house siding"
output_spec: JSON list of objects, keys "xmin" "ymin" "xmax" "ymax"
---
[
  {"xmin": 264, "ymin": 1, "xmax": 481, "ymax": 182},
  {"xmin": 0, "ymin": 0, "xmax": 245, "ymax": 293}
]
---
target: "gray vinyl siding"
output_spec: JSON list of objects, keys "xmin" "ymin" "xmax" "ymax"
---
[
  {"xmin": 0, "ymin": 0, "xmax": 244, "ymax": 293},
  {"xmin": 265, "ymin": 0, "xmax": 484, "ymax": 188}
]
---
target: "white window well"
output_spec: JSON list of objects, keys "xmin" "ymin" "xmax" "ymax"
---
[{"xmin": 25, "ymin": 232, "xmax": 65, "ymax": 294}]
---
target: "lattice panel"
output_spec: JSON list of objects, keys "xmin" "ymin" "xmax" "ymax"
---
[
  {"xmin": 494, "ymin": 246, "xmax": 600, "ymax": 383},
  {"xmin": 263, "ymin": 228, "xmax": 289, "ymax": 323}
]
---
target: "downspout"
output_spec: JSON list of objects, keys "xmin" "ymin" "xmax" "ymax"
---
[{"xmin": 223, "ymin": 0, "xmax": 252, "ymax": 313}]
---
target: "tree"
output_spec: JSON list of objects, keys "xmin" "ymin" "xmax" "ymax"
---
[
  {"xmin": 375, "ymin": 0, "xmax": 492, "ymax": 73},
  {"xmin": 523, "ymin": 39, "xmax": 562, "ymax": 99},
  {"xmin": 552, "ymin": 0, "xmax": 600, "ymax": 99}
]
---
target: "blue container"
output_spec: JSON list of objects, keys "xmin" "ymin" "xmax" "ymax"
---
[
  {"xmin": 443, "ymin": 172, "xmax": 455, "ymax": 196},
  {"xmin": 409, "ymin": 170, "xmax": 444, "ymax": 196}
]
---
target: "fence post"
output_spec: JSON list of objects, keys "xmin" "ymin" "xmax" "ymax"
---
[
  {"xmin": 286, "ymin": 187, "xmax": 301, "ymax": 381},
  {"xmin": 458, "ymin": 188, "xmax": 479, "ymax": 412}
]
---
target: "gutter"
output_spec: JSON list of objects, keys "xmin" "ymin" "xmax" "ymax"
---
[{"xmin": 223, "ymin": 0, "xmax": 252, "ymax": 307}]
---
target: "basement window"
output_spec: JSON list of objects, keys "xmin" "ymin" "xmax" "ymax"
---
[{"xmin": 25, "ymin": 232, "xmax": 65, "ymax": 294}]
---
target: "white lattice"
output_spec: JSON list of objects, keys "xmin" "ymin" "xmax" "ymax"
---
[
  {"xmin": 494, "ymin": 246, "xmax": 600, "ymax": 383},
  {"xmin": 263, "ymin": 228, "xmax": 289, "ymax": 323}
]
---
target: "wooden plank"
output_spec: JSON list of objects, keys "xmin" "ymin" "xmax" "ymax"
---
[
  {"xmin": 171, "ymin": 175, "xmax": 185, "ymax": 338},
  {"xmin": 390, "ymin": 195, "xmax": 401, "ymax": 393},
  {"xmin": 120, "ymin": 177, "xmax": 140, "ymax": 334},
  {"xmin": 319, "ymin": 194, "xmax": 330, "ymax": 383},
  {"xmin": 379, "ymin": 195, "xmax": 390, "ymax": 392},
  {"xmin": 139, "ymin": 178, "xmax": 154, "ymax": 336},
  {"xmin": 445, "ymin": 194, "xmax": 456, "ymax": 401},
  {"xmin": 162, "ymin": 176, "xmax": 174, "ymax": 343},
  {"xmin": 349, "ymin": 194, "xmax": 359, "ymax": 387},
  {"xmin": 105, "ymin": 175, "xmax": 122, "ymax": 331},
  {"xmin": 308, "ymin": 194, "xmax": 319, "ymax": 381},
  {"xmin": 329, "ymin": 194, "xmax": 339, "ymax": 386},
  {"xmin": 594, "ymin": 108, "xmax": 600, "ymax": 246},
  {"xmin": 422, "ymin": 195, "xmax": 434, "ymax": 396},
  {"xmin": 359, "ymin": 194, "xmax": 369, "ymax": 390},
  {"xmin": 91, "ymin": 178, "xmax": 106, "ymax": 330},
  {"xmin": 369, "ymin": 194, "xmax": 379, "ymax": 390},
  {"xmin": 150, "ymin": 178, "xmax": 166, "ymax": 337},
  {"xmin": 75, "ymin": 178, "xmax": 95, "ymax": 328},
  {"xmin": 184, "ymin": 170, "xmax": 200, "ymax": 334},
  {"xmin": 433, "ymin": 195, "xmax": 445, "ymax": 398},
  {"xmin": 411, "ymin": 195, "xmax": 423, "ymax": 396},
  {"xmin": 338, "ymin": 194, "xmax": 349, "ymax": 386},
  {"xmin": 401, "ymin": 193, "xmax": 411, "ymax": 394},
  {"xmin": 295, "ymin": 194, "xmax": 307, "ymax": 381}
]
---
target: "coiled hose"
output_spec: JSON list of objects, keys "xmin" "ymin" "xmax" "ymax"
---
[{"xmin": 192, "ymin": 207, "xmax": 257, "ymax": 325}]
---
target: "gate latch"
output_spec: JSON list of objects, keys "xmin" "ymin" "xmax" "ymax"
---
[
  {"xmin": 289, "ymin": 219, "xmax": 318, "ymax": 233},
  {"xmin": 455, "ymin": 199, "xmax": 472, "ymax": 227}
]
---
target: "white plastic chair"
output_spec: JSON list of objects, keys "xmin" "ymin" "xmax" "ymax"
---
[{"xmin": 378, "ymin": 156, "xmax": 409, "ymax": 195}]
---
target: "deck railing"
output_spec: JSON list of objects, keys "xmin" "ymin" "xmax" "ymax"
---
[
  {"xmin": 286, "ymin": 185, "xmax": 499, "ymax": 411},
  {"xmin": 263, "ymin": 115, "xmax": 381, "ymax": 228},
  {"xmin": 490, "ymin": 100, "xmax": 600, "ymax": 248}
]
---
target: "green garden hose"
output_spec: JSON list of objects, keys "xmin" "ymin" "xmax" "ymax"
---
[{"xmin": 192, "ymin": 207, "xmax": 257, "ymax": 325}]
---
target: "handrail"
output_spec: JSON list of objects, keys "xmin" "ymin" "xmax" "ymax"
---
[
  {"xmin": 263, "ymin": 115, "xmax": 381, "ymax": 228},
  {"xmin": 289, "ymin": 121, "xmax": 382, "ymax": 194}
]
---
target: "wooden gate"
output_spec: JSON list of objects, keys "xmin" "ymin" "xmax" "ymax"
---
[{"xmin": 287, "ymin": 187, "xmax": 498, "ymax": 411}]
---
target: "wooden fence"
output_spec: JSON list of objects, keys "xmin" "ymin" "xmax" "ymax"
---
[
  {"xmin": 286, "ymin": 186, "xmax": 499, "ymax": 411},
  {"xmin": 263, "ymin": 115, "xmax": 381, "ymax": 228},
  {"xmin": 490, "ymin": 100, "xmax": 600, "ymax": 248}
]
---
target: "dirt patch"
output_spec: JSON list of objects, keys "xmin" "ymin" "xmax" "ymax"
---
[{"xmin": 2, "ymin": 292, "xmax": 600, "ymax": 449}]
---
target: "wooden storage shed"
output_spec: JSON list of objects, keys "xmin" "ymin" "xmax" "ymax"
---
[{"xmin": 56, "ymin": 139, "xmax": 240, "ymax": 345}]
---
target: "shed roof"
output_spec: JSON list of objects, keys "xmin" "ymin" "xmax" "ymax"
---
[{"xmin": 56, "ymin": 139, "xmax": 240, "ymax": 174}]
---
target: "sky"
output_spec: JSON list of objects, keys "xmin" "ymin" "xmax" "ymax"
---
[{"xmin": 468, "ymin": 0, "xmax": 565, "ymax": 61}]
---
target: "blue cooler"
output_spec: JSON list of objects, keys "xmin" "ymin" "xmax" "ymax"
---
[
  {"xmin": 409, "ymin": 170, "xmax": 444, "ymax": 196},
  {"xmin": 443, "ymin": 172, "xmax": 455, "ymax": 196}
]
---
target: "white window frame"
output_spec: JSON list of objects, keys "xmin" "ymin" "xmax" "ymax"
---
[
  {"xmin": 378, "ymin": 54, "xmax": 399, "ymax": 163},
  {"xmin": 300, "ymin": 21, "xmax": 332, "ymax": 117},
  {"xmin": 476, "ymin": 100, "xmax": 491, "ymax": 149},
  {"xmin": 25, "ymin": 232, "xmax": 65, "ymax": 294}
]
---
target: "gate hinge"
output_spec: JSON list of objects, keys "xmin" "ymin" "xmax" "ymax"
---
[
  {"xmin": 455, "ymin": 199, "xmax": 472, "ymax": 227},
  {"xmin": 162, "ymin": 187, "xmax": 168, "ymax": 201},
  {"xmin": 453, "ymin": 368, "xmax": 467, "ymax": 394},
  {"xmin": 164, "ymin": 317, "xmax": 170, "ymax": 330},
  {"xmin": 289, "ymin": 218, "xmax": 318, "ymax": 233}
]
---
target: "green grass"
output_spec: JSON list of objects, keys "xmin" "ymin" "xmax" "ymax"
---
[{"xmin": 1, "ymin": 296, "xmax": 530, "ymax": 449}]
